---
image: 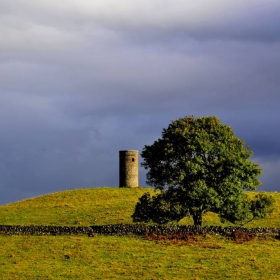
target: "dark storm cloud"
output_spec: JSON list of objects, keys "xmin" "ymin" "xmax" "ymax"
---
[{"xmin": 0, "ymin": 1, "xmax": 280, "ymax": 204}]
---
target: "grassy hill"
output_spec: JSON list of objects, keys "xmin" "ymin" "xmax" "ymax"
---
[
  {"xmin": 0, "ymin": 187, "xmax": 279, "ymax": 279},
  {"xmin": 0, "ymin": 187, "xmax": 279, "ymax": 227},
  {"xmin": 0, "ymin": 187, "xmax": 149, "ymax": 226}
]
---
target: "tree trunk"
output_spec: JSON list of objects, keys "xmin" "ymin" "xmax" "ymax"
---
[{"xmin": 192, "ymin": 211, "xmax": 203, "ymax": 226}]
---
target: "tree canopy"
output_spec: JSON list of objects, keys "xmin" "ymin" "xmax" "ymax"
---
[{"xmin": 132, "ymin": 116, "xmax": 274, "ymax": 226}]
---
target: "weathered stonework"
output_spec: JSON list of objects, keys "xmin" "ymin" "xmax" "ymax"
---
[
  {"xmin": 119, "ymin": 150, "xmax": 138, "ymax": 188},
  {"xmin": 1, "ymin": 225, "xmax": 279, "ymax": 238}
]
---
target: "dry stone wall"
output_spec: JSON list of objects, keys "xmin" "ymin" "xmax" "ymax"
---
[
  {"xmin": 0, "ymin": 224, "xmax": 279, "ymax": 239},
  {"xmin": 0, "ymin": 225, "xmax": 94, "ymax": 236},
  {"xmin": 91, "ymin": 225, "xmax": 280, "ymax": 238}
]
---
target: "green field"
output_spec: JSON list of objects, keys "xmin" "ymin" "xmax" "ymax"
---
[{"xmin": 0, "ymin": 187, "xmax": 279, "ymax": 279}]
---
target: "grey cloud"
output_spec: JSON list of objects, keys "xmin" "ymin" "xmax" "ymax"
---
[
  {"xmin": 0, "ymin": 0, "xmax": 279, "ymax": 204},
  {"xmin": 254, "ymin": 158, "xmax": 280, "ymax": 191},
  {"xmin": 1, "ymin": 1, "xmax": 280, "ymax": 58}
]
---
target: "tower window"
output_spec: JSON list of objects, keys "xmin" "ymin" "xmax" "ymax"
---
[{"xmin": 132, "ymin": 158, "xmax": 135, "ymax": 162}]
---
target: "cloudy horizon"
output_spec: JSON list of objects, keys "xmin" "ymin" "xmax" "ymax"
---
[{"xmin": 1, "ymin": 0, "xmax": 280, "ymax": 204}]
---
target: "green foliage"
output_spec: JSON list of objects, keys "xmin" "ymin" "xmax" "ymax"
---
[
  {"xmin": 132, "ymin": 191, "xmax": 188, "ymax": 224},
  {"xmin": 219, "ymin": 193, "xmax": 275, "ymax": 225},
  {"xmin": 135, "ymin": 116, "xmax": 266, "ymax": 226},
  {"xmin": 250, "ymin": 193, "xmax": 275, "ymax": 218}
]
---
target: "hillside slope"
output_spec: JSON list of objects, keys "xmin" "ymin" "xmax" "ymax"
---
[
  {"xmin": 0, "ymin": 187, "xmax": 279, "ymax": 280},
  {"xmin": 0, "ymin": 187, "xmax": 279, "ymax": 227},
  {"xmin": 0, "ymin": 187, "xmax": 149, "ymax": 226}
]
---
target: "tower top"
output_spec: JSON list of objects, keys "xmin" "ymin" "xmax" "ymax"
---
[{"xmin": 119, "ymin": 150, "xmax": 138, "ymax": 152}]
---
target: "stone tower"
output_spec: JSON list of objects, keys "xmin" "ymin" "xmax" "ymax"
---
[{"xmin": 119, "ymin": 150, "xmax": 138, "ymax": 188}]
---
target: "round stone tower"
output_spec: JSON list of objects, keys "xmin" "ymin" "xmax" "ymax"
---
[{"xmin": 119, "ymin": 150, "xmax": 138, "ymax": 188}]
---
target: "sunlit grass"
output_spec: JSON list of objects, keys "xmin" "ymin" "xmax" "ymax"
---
[
  {"xmin": 0, "ymin": 234, "xmax": 279, "ymax": 279},
  {"xmin": 0, "ymin": 187, "xmax": 279, "ymax": 228},
  {"xmin": 0, "ymin": 187, "xmax": 279, "ymax": 279},
  {"xmin": 0, "ymin": 187, "xmax": 149, "ymax": 226}
]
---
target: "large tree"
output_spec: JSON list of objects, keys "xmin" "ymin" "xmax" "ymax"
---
[{"xmin": 132, "ymin": 116, "xmax": 273, "ymax": 226}]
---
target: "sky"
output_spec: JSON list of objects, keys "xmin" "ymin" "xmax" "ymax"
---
[{"xmin": 0, "ymin": 0, "xmax": 280, "ymax": 204}]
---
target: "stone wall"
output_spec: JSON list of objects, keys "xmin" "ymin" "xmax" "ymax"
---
[
  {"xmin": 0, "ymin": 224, "xmax": 279, "ymax": 239},
  {"xmin": 0, "ymin": 225, "xmax": 94, "ymax": 236},
  {"xmin": 91, "ymin": 224, "xmax": 280, "ymax": 238}
]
